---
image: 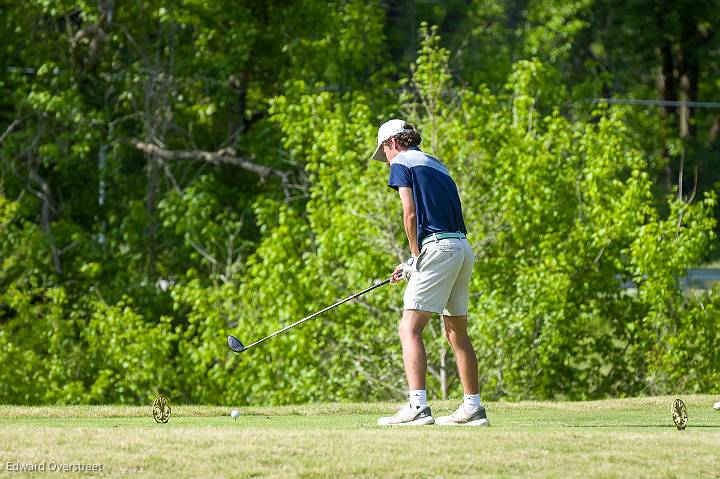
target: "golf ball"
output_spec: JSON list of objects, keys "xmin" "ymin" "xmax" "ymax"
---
[
  {"xmin": 713, "ymin": 402, "xmax": 720, "ymax": 411},
  {"xmin": 231, "ymin": 409, "xmax": 240, "ymax": 419}
]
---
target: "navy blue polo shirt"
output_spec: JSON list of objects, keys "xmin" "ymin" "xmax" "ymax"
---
[{"xmin": 387, "ymin": 148, "xmax": 466, "ymax": 251}]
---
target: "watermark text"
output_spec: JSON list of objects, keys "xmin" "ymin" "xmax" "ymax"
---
[{"xmin": 6, "ymin": 462, "xmax": 104, "ymax": 473}]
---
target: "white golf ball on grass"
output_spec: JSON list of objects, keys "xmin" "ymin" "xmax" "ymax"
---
[
  {"xmin": 231, "ymin": 409, "xmax": 240, "ymax": 420},
  {"xmin": 713, "ymin": 402, "xmax": 720, "ymax": 411}
]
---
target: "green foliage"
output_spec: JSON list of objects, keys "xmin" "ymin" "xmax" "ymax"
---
[
  {"xmin": 1, "ymin": 1, "xmax": 718, "ymax": 406},
  {"xmin": 221, "ymin": 88, "xmax": 408, "ymax": 404},
  {"xmin": 83, "ymin": 298, "xmax": 175, "ymax": 404},
  {"xmin": 649, "ymin": 289, "xmax": 720, "ymax": 393}
]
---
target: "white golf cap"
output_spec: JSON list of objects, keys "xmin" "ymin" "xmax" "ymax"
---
[{"xmin": 371, "ymin": 119, "xmax": 413, "ymax": 161}]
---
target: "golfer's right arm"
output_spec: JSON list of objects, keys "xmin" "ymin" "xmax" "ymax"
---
[
  {"xmin": 391, "ymin": 186, "xmax": 419, "ymax": 283},
  {"xmin": 399, "ymin": 187, "xmax": 420, "ymax": 257}
]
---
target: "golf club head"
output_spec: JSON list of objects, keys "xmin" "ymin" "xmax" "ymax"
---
[{"xmin": 227, "ymin": 335, "xmax": 246, "ymax": 353}]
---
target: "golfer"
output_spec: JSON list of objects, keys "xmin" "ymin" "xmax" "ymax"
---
[{"xmin": 372, "ymin": 119, "xmax": 489, "ymax": 426}]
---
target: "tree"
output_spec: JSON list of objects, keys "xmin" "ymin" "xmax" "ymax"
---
[{"xmin": 1, "ymin": 2, "xmax": 717, "ymax": 405}]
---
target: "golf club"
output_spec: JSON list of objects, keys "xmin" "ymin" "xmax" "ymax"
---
[{"xmin": 227, "ymin": 277, "xmax": 392, "ymax": 353}]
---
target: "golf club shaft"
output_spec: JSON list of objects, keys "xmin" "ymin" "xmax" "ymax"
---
[{"xmin": 242, "ymin": 278, "xmax": 392, "ymax": 351}]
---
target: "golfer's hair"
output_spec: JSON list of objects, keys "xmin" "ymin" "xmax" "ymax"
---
[{"xmin": 391, "ymin": 123, "xmax": 422, "ymax": 149}]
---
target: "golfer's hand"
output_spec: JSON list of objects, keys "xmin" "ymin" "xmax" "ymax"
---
[
  {"xmin": 391, "ymin": 256, "xmax": 417, "ymax": 283},
  {"xmin": 391, "ymin": 263, "xmax": 405, "ymax": 283}
]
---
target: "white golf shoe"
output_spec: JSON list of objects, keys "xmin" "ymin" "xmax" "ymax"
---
[
  {"xmin": 436, "ymin": 404, "xmax": 490, "ymax": 426},
  {"xmin": 377, "ymin": 404, "xmax": 434, "ymax": 426}
]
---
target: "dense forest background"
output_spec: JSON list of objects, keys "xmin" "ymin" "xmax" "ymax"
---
[{"xmin": 1, "ymin": 0, "xmax": 719, "ymax": 405}]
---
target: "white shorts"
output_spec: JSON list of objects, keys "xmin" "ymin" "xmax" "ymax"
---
[{"xmin": 403, "ymin": 237, "xmax": 474, "ymax": 315}]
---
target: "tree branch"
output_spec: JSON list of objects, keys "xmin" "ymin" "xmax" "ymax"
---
[
  {"xmin": 67, "ymin": 1, "xmax": 114, "ymax": 72},
  {"xmin": 0, "ymin": 119, "xmax": 22, "ymax": 145},
  {"xmin": 127, "ymin": 139, "xmax": 288, "ymax": 183}
]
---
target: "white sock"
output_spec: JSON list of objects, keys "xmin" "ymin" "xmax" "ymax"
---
[
  {"xmin": 463, "ymin": 393, "xmax": 480, "ymax": 412},
  {"xmin": 408, "ymin": 390, "xmax": 427, "ymax": 409}
]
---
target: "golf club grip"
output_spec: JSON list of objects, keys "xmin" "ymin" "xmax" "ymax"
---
[{"xmin": 244, "ymin": 278, "xmax": 392, "ymax": 350}]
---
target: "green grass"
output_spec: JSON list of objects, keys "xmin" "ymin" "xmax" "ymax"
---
[{"xmin": 1, "ymin": 396, "xmax": 719, "ymax": 478}]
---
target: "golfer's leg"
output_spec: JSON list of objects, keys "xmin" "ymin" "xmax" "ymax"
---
[
  {"xmin": 443, "ymin": 314, "xmax": 479, "ymax": 395},
  {"xmin": 399, "ymin": 309, "xmax": 432, "ymax": 390}
]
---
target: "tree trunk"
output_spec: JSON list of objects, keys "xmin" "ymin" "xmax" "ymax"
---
[
  {"xmin": 680, "ymin": 54, "xmax": 700, "ymax": 139},
  {"xmin": 709, "ymin": 113, "xmax": 720, "ymax": 143},
  {"xmin": 29, "ymin": 169, "xmax": 61, "ymax": 273},
  {"xmin": 658, "ymin": 41, "xmax": 676, "ymax": 118},
  {"xmin": 144, "ymin": 157, "xmax": 159, "ymax": 278},
  {"xmin": 228, "ymin": 70, "xmax": 250, "ymax": 137}
]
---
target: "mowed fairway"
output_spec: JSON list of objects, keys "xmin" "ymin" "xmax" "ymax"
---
[{"xmin": 1, "ymin": 396, "xmax": 719, "ymax": 478}]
